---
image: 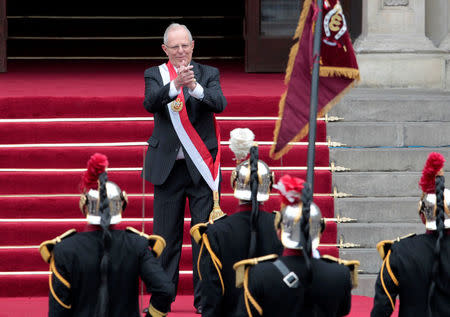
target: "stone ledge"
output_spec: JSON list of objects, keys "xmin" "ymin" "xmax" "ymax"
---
[{"xmin": 355, "ymin": 53, "xmax": 447, "ymax": 89}]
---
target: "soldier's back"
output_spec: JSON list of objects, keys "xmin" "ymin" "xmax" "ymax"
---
[{"xmin": 246, "ymin": 255, "xmax": 351, "ymax": 316}]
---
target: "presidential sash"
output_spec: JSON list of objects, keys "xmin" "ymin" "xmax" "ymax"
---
[{"xmin": 159, "ymin": 61, "xmax": 221, "ymax": 194}]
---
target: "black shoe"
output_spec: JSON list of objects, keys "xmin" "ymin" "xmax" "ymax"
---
[{"xmin": 195, "ymin": 305, "xmax": 203, "ymax": 314}]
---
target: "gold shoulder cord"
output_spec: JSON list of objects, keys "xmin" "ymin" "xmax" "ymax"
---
[
  {"xmin": 243, "ymin": 267, "xmax": 263, "ymax": 317},
  {"xmin": 385, "ymin": 251, "xmax": 399, "ymax": 287},
  {"xmin": 380, "ymin": 258, "xmax": 395, "ymax": 311},
  {"xmin": 190, "ymin": 223, "xmax": 209, "ymax": 280},
  {"xmin": 197, "ymin": 239, "xmax": 205, "ymax": 280},
  {"xmin": 233, "ymin": 254, "xmax": 278, "ymax": 317},
  {"xmin": 49, "ymin": 256, "xmax": 71, "ymax": 309},
  {"xmin": 202, "ymin": 233, "xmax": 225, "ymax": 295},
  {"xmin": 191, "ymin": 223, "xmax": 209, "ymax": 279},
  {"xmin": 379, "ymin": 250, "xmax": 399, "ymax": 312},
  {"xmin": 39, "ymin": 229, "xmax": 76, "ymax": 309}
]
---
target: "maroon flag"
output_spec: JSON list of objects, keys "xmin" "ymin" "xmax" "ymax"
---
[{"xmin": 270, "ymin": 0, "xmax": 359, "ymax": 160}]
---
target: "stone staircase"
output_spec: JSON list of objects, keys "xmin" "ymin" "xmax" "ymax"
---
[{"xmin": 327, "ymin": 88, "xmax": 450, "ymax": 296}]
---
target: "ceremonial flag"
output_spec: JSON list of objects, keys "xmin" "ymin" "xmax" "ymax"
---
[{"xmin": 270, "ymin": 0, "xmax": 360, "ymax": 160}]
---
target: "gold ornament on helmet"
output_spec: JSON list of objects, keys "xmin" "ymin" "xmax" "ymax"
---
[{"xmin": 229, "ymin": 128, "xmax": 274, "ymax": 202}]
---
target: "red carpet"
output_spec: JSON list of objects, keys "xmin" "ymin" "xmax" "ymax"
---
[
  {"xmin": 0, "ymin": 61, "xmax": 363, "ymax": 314},
  {"xmin": 0, "ymin": 295, "xmax": 399, "ymax": 317},
  {"xmin": 0, "ymin": 61, "xmax": 285, "ymax": 98},
  {"xmin": 0, "ymin": 144, "xmax": 330, "ymax": 168}
]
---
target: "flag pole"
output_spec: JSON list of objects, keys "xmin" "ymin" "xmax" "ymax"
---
[
  {"xmin": 298, "ymin": 0, "xmax": 324, "ymax": 259},
  {"xmin": 306, "ymin": 0, "xmax": 324, "ymax": 190}
]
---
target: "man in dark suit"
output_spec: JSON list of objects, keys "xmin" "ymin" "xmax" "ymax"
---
[{"xmin": 141, "ymin": 23, "xmax": 227, "ymax": 313}]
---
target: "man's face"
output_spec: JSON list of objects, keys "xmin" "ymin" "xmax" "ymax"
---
[{"xmin": 162, "ymin": 27, "xmax": 194, "ymax": 68}]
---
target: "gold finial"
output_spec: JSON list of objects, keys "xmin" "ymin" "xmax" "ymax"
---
[{"xmin": 208, "ymin": 191, "xmax": 227, "ymax": 223}]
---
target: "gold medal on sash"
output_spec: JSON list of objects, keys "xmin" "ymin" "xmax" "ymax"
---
[{"xmin": 171, "ymin": 97, "xmax": 183, "ymax": 112}]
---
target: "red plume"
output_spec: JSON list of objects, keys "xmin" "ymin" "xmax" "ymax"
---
[
  {"xmin": 273, "ymin": 174, "xmax": 305, "ymax": 205},
  {"xmin": 419, "ymin": 152, "xmax": 445, "ymax": 193},
  {"xmin": 80, "ymin": 153, "xmax": 109, "ymax": 192}
]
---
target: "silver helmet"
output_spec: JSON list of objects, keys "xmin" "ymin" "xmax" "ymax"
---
[
  {"xmin": 231, "ymin": 159, "xmax": 274, "ymax": 202},
  {"xmin": 79, "ymin": 181, "xmax": 128, "ymax": 225},
  {"xmin": 280, "ymin": 201, "xmax": 324, "ymax": 250},
  {"xmin": 418, "ymin": 188, "xmax": 450, "ymax": 230}
]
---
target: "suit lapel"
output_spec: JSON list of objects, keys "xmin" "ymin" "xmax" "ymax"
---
[{"xmin": 191, "ymin": 61, "xmax": 200, "ymax": 82}]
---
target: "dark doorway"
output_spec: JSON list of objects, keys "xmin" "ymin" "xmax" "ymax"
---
[{"xmin": 245, "ymin": 0, "xmax": 362, "ymax": 72}]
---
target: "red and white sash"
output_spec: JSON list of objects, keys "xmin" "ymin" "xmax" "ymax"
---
[{"xmin": 159, "ymin": 62, "xmax": 221, "ymax": 192}]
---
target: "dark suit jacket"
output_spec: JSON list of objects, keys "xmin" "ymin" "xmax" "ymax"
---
[{"xmin": 142, "ymin": 61, "xmax": 227, "ymax": 185}]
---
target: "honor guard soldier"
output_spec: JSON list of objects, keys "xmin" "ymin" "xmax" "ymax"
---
[
  {"xmin": 371, "ymin": 152, "xmax": 450, "ymax": 317},
  {"xmin": 39, "ymin": 153, "xmax": 174, "ymax": 317},
  {"xmin": 234, "ymin": 175, "xmax": 359, "ymax": 317},
  {"xmin": 190, "ymin": 128, "xmax": 283, "ymax": 317}
]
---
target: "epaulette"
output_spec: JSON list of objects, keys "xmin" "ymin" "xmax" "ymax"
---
[
  {"xmin": 39, "ymin": 229, "xmax": 77, "ymax": 263},
  {"xmin": 321, "ymin": 254, "xmax": 360, "ymax": 289},
  {"xmin": 126, "ymin": 227, "xmax": 166, "ymax": 259},
  {"xmin": 233, "ymin": 254, "xmax": 279, "ymax": 288},
  {"xmin": 189, "ymin": 222, "xmax": 209, "ymax": 245},
  {"xmin": 376, "ymin": 233, "xmax": 416, "ymax": 260},
  {"xmin": 233, "ymin": 254, "xmax": 278, "ymax": 317}
]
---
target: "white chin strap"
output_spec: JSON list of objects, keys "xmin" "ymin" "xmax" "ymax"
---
[
  {"xmin": 86, "ymin": 214, "xmax": 122, "ymax": 225},
  {"xmin": 426, "ymin": 218, "xmax": 450, "ymax": 230}
]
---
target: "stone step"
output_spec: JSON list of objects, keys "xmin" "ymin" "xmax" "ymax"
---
[
  {"xmin": 327, "ymin": 88, "xmax": 450, "ymax": 299},
  {"xmin": 335, "ymin": 197, "xmax": 421, "ymax": 223},
  {"xmin": 329, "ymin": 88, "xmax": 450, "ymax": 122},
  {"xmin": 327, "ymin": 122, "xmax": 450, "ymax": 147},
  {"xmin": 351, "ymin": 274, "xmax": 377, "ymax": 297},
  {"xmin": 330, "ymin": 147, "xmax": 450, "ymax": 172},
  {"xmin": 339, "ymin": 248, "xmax": 381, "ymax": 275},
  {"xmin": 337, "ymin": 223, "xmax": 425, "ymax": 248},
  {"xmin": 333, "ymin": 171, "xmax": 450, "ymax": 197}
]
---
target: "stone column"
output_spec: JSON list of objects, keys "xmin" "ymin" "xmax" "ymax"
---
[
  {"xmin": 436, "ymin": 0, "xmax": 450, "ymax": 50},
  {"xmin": 354, "ymin": 0, "xmax": 446, "ymax": 89},
  {"xmin": 426, "ymin": 0, "xmax": 448, "ymax": 47}
]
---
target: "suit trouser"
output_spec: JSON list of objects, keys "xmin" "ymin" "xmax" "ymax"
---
[{"xmin": 153, "ymin": 159, "xmax": 213, "ymax": 308}]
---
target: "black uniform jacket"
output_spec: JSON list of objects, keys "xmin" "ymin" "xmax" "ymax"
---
[
  {"xmin": 245, "ymin": 252, "xmax": 352, "ymax": 317},
  {"xmin": 199, "ymin": 206, "xmax": 284, "ymax": 317},
  {"xmin": 142, "ymin": 60, "xmax": 227, "ymax": 185},
  {"xmin": 371, "ymin": 232, "xmax": 450, "ymax": 317},
  {"xmin": 48, "ymin": 227, "xmax": 174, "ymax": 317}
]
